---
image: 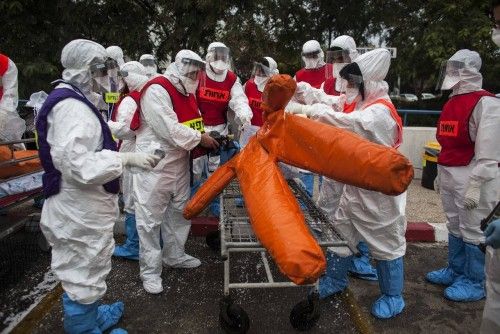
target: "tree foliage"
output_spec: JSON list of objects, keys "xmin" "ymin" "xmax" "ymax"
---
[{"xmin": 0, "ymin": 0, "xmax": 498, "ymax": 100}]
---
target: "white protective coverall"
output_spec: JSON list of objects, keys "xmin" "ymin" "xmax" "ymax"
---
[
  {"xmin": 0, "ymin": 54, "xmax": 25, "ymax": 143},
  {"xmin": 437, "ymin": 50, "xmax": 499, "ymax": 245},
  {"xmin": 427, "ymin": 50, "xmax": 499, "ymax": 303},
  {"xmin": 193, "ymin": 42, "xmax": 252, "ymax": 179},
  {"xmin": 480, "ymin": 26, "xmax": 500, "ymax": 334},
  {"xmin": 317, "ymin": 35, "xmax": 359, "ymax": 217},
  {"xmin": 40, "ymin": 40, "xmax": 149, "ymax": 304},
  {"xmin": 239, "ymin": 56, "xmax": 279, "ymax": 147},
  {"xmin": 289, "ymin": 49, "xmax": 406, "ymax": 318},
  {"xmin": 134, "ymin": 50, "xmax": 205, "ymax": 294},
  {"xmin": 304, "ymin": 48, "xmax": 407, "ymax": 261},
  {"xmin": 108, "ymin": 61, "xmax": 149, "ymax": 214}
]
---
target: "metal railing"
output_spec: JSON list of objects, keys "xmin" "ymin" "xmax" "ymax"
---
[{"xmin": 397, "ymin": 109, "xmax": 441, "ymax": 126}]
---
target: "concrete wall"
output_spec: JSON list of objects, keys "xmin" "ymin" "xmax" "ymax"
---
[{"xmin": 399, "ymin": 127, "xmax": 437, "ymax": 180}]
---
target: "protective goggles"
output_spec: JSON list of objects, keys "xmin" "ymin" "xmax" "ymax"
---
[
  {"xmin": 140, "ymin": 58, "xmax": 156, "ymax": 67},
  {"xmin": 301, "ymin": 49, "xmax": 321, "ymax": 58},
  {"xmin": 251, "ymin": 62, "xmax": 272, "ymax": 77},
  {"xmin": 210, "ymin": 47, "xmax": 230, "ymax": 62},
  {"xmin": 435, "ymin": 60, "xmax": 466, "ymax": 91},
  {"xmin": 179, "ymin": 57, "xmax": 205, "ymax": 80},
  {"xmin": 326, "ymin": 49, "xmax": 351, "ymax": 64}
]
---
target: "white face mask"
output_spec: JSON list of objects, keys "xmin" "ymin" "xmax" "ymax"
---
[
  {"xmin": 181, "ymin": 77, "xmax": 199, "ymax": 95},
  {"xmin": 254, "ymin": 75, "xmax": 269, "ymax": 90},
  {"xmin": 345, "ymin": 87, "xmax": 359, "ymax": 103},
  {"xmin": 303, "ymin": 57, "xmax": 321, "ymax": 69},
  {"xmin": 210, "ymin": 60, "xmax": 229, "ymax": 74},
  {"xmin": 492, "ymin": 28, "xmax": 500, "ymax": 47},
  {"xmin": 145, "ymin": 65, "xmax": 157, "ymax": 77}
]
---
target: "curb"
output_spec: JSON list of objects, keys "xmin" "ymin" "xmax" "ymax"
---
[{"xmin": 191, "ymin": 217, "xmax": 449, "ymax": 243}]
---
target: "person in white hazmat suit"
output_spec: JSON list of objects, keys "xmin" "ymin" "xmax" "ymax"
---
[
  {"xmin": 140, "ymin": 54, "xmax": 159, "ymax": 78},
  {"xmin": 0, "ymin": 53, "xmax": 26, "ymax": 146},
  {"xmin": 288, "ymin": 48, "xmax": 406, "ymax": 319},
  {"xmin": 288, "ymin": 35, "xmax": 378, "ymax": 281},
  {"xmin": 133, "ymin": 49, "xmax": 219, "ymax": 294},
  {"xmin": 239, "ymin": 56, "xmax": 279, "ymax": 148},
  {"xmin": 191, "ymin": 42, "xmax": 252, "ymax": 214},
  {"xmin": 107, "ymin": 61, "xmax": 149, "ymax": 261},
  {"xmin": 426, "ymin": 49, "xmax": 500, "ymax": 303},
  {"xmin": 480, "ymin": 4, "xmax": 500, "ymax": 332},
  {"xmin": 36, "ymin": 39, "xmax": 160, "ymax": 333},
  {"xmin": 106, "ymin": 46, "xmax": 125, "ymax": 67}
]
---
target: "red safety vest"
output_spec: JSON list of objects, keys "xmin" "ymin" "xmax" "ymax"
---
[
  {"xmin": 111, "ymin": 90, "xmax": 141, "ymax": 122},
  {"xmin": 363, "ymin": 99, "xmax": 403, "ymax": 148},
  {"xmin": 244, "ymin": 79, "xmax": 264, "ymax": 127},
  {"xmin": 295, "ymin": 63, "xmax": 333, "ymax": 89},
  {"xmin": 323, "ymin": 77, "xmax": 341, "ymax": 96},
  {"xmin": 196, "ymin": 71, "xmax": 237, "ymax": 126},
  {"xmin": 0, "ymin": 54, "xmax": 9, "ymax": 102},
  {"xmin": 130, "ymin": 76, "xmax": 202, "ymax": 132},
  {"xmin": 437, "ymin": 90, "xmax": 495, "ymax": 166}
]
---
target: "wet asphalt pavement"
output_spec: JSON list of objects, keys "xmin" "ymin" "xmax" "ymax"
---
[{"xmin": 1, "ymin": 236, "xmax": 485, "ymax": 334}]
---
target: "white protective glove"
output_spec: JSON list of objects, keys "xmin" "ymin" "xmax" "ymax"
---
[
  {"xmin": 119, "ymin": 152, "xmax": 161, "ymax": 171},
  {"xmin": 463, "ymin": 179, "xmax": 481, "ymax": 210},
  {"xmin": 286, "ymin": 102, "xmax": 310, "ymax": 116},
  {"xmin": 107, "ymin": 120, "xmax": 120, "ymax": 134}
]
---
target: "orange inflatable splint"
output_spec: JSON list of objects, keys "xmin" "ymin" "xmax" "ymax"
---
[
  {"xmin": 0, "ymin": 146, "xmax": 41, "ymax": 179},
  {"xmin": 184, "ymin": 74, "xmax": 414, "ymax": 285}
]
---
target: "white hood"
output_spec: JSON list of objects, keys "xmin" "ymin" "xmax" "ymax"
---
[{"xmin": 120, "ymin": 61, "xmax": 148, "ymax": 92}]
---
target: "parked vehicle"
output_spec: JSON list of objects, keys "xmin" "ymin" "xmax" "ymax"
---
[
  {"xmin": 421, "ymin": 93, "xmax": 437, "ymax": 100},
  {"xmin": 399, "ymin": 93, "xmax": 418, "ymax": 102}
]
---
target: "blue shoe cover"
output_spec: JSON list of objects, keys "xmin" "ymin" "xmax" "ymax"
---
[
  {"xmin": 299, "ymin": 172, "xmax": 314, "ymax": 198},
  {"xmin": 444, "ymin": 242, "xmax": 485, "ymax": 302},
  {"xmin": 97, "ymin": 301, "xmax": 124, "ymax": 331},
  {"xmin": 444, "ymin": 276, "xmax": 485, "ymax": 301},
  {"xmin": 210, "ymin": 198, "xmax": 220, "ymax": 217},
  {"xmin": 349, "ymin": 242, "xmax": 378, "ymax": 281},
  {"xmin": 235, "ymin": 197, "xmax": 244, "ymax": 207},
  {"xmin": 318, "ymin": 252, "xmax": 351, "ymax": 299},
  {"xmin": 110, "ymin": 329, "xmax": 128, "ymax": 334},
  {"xmin": 62, "ymin": 293, "xmax": 101, "ymax": 334},
  {"xmin": 113, "ymin": 213, "xmax": 139, "ymax": 260},
  {"xmin": 426, "ymin": 234, "xmax": 464, "ymax": 286},
  {"xmin": 372, "ymin": 257, "xmax": 405, "ymax": 319},
  {"xmin": 371, "ymin": 295, "xmax": 405, "ymax": 319}
]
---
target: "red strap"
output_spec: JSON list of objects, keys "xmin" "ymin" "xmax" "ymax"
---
[
  {"xmin": 343, "ymin": 101, "xmax": 356, "ymax": 113},
  {"xmin": 364, "ymin": 99, "xmax": 403, "ymax": 148}
]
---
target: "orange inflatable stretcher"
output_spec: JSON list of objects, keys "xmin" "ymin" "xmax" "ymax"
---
[
  {"xmin": 0, "ymin": 145, "xmax": 41, "ymax": 179},
  {"xmin": 184, "ymin": 74, "xmax": 414, "ymax": 285}
]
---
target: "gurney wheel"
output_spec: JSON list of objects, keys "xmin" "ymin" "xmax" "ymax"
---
[
  {"xmin": 206, "ymin": 230, "xmax": 221, "ymax": 252},
  {"xmin": 289, "ymin": 292, "xmax": 320, "ymax": 331},
  {"xmin": 37, "ymin": 233, "xmax": 51, "ymax": 253},
  {"xmin": 219, "ymin": 297, "xmax": 250, "ymax": 334}
]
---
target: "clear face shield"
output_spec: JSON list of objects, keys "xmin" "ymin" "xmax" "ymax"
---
[
  {"xmin": 301, "ymin": 49, "xmax": 322, "ymax": 69},
  {"xmin": 178, "ymin": 57, "xmax": 205, "ymax": 94},
  {"xmin": 251, "ymin": 61, "xmax": 273, "ymax": 89},
  {"xmin": 140, "ymin": 58, "xmax": 158, "ymax": 77},
  {"xmin": 325, "ymin": 49, "xmax": 352, "ymax": 84},
  {"xmin": 337, "ymin": 72, "xmax": 364, "ymax": 103},
  {"xmin": 435, "ymin": 60, "xmax": 466, "ymax": 91},
  {"xmin": 90, "ymin": 59, "xmax": 124, "ymax": 104},
  {"xmin": 208, "ymin": 46, "xmax": 231, "ymax": 73}
]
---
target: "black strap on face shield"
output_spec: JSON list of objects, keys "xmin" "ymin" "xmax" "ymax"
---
[{"xmin": 339, "ymin": 62, "xmax": 365, "ymax": 100}]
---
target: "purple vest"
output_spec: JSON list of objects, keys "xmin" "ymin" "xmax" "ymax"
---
[{"xmin": 35, "ymin": 83, "xmax": 120, "ymax": 198}]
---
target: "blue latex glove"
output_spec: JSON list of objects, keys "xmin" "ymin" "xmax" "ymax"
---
[{"xmin": 485, "ymin": 219, "xmax": 500, "ymax": 249}]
